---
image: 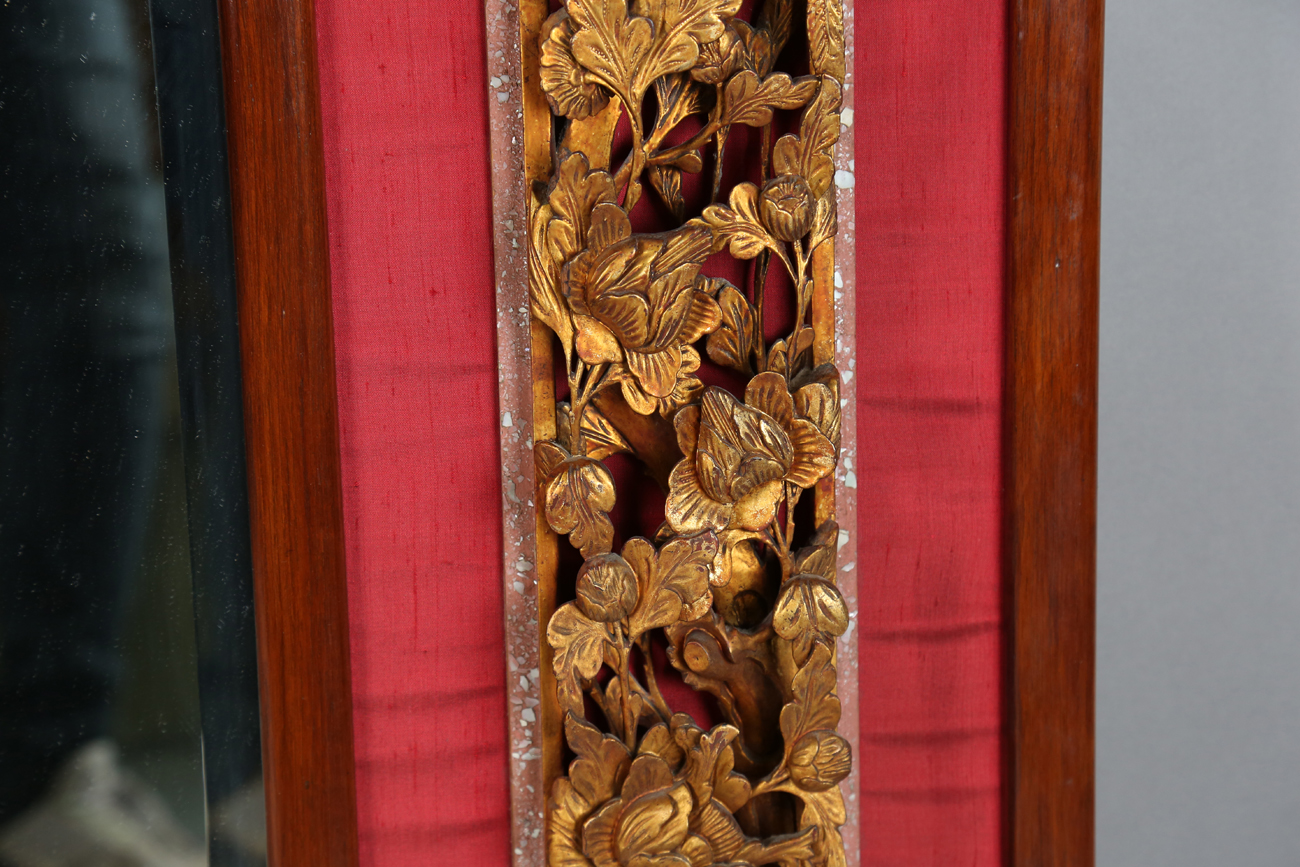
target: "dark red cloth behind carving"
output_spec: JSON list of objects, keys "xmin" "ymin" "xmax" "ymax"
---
[
  {"xmin": 313, "ymin": 2, "xmax": 1006, "ymax": 864},
  {"xmin": 853, "ymin": 4, "xmax": 1007, "ymax": 863}
]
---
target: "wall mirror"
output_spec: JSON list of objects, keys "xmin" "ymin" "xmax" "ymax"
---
[{"xmin": 0, "ymin": 1, "xmax": 265, "ymax": 865}]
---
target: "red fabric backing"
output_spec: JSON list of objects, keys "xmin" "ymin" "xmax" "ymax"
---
[
  {"xmin": 315, "ymin": 4, "xmax": 511, "ymax": 864},
  {"xmin": 854, "ymin": 4, "xmax": 1007, "ymax": 864},
  {"xmin": 314, "ymin": 2, "xmax": 1006, "ymax": 864}
]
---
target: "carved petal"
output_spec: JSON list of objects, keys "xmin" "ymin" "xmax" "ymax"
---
[
  {"xmin": 666, "ymin": 459, "xmax": 733, "ymax": 534},
  {"xmin": 731, "ymin": 478, "xmax": 783, "ymax": 530},
  {"xmin": 690, "ymin": 799, "xmax": 747, "ymax": 860},
  {"xmin": 582, "ymin": 799, "xmax": 624, "ymax": 867},
  {"xmin": 626, "ymin": 855, "xmax": 691, "ymax": 867},
  {"xmin": 546, "ymin": 152, "xmax": 618, "ymax": 263},
  {"xmin": 785, "ymin": 418, "xmax": 836, "ymax": 489},
  {"xmin": 540, "ymin": 14, "xmax": 612, "ymax": 120},
  {"xmin": 794, "ymin": 381, "xmax": 840, "ymax": 451},
  {"xmin": 674, "ymin": 403, "xmax": 702, "ymax": 457},
  {"xmin": 698, "ymin": 387, "xmax": 792, "ymax": 484},
  {"xmin": 652, "ymin": 224, "xmax": 714, "ymax": 276},
  {"xmin": 593, "ymin": 291, "xmax": 652, "ymax": 349},
  {"xmin": 622, "ymin": 754, "xmax": 676, "ymax": 801},
  {"xmin": 617, "ymin": 782, "xmax": 693, "ymax": 857},
  {"xmin": 744, "ymin": 371, "xmax": 795, "ymax": 428},
  {"xmin": 648, "ymin": 270, "xmax": 699, "ymax": 349},
  {"xmin": 729, "ymin": 455, "xmax": 785, "ymax": 502},
  {"xmin": 679, "ymin": 834, "xmax": 713, "ymax": 867},
  {"xmin": 621, "ymin": 374, "xmax": 660, "ymax": 415},
  {"xmin": 637, "ymin": 723, "xmax": 686, "ymax": 772},
  {"xmin": 626, "ymin": 346, "xmax": 683, "ymax": 399},
  {"xmin": 676, "ymin": 290, "xmax": 723, "ymax": 345},
  {"xmin": 588, "ymin": 201, "xmax": 633, "ymax": 252},
  {"xmin": 575, "ymin": 314, "xmax": 625, "ymax": 364},
  {"xmin": 705, "ymin": 282, "xmax": 758, "ymax": 375}
]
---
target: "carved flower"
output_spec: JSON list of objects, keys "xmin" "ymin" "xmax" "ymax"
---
[
  {"xmin": 691, "ymin": 24, "xmax": 745, "ymax": 85},
  {"xmin": 582, "ymin": 755, "xmax": 713, "ymax": 867},
  {"xmin": 789, "ymin": 730, "xmax": 852, "ymax": 792},
  {"xmin": 666, "ymin": 372, "xmax": 836, "ymax": 534},
  {"xmin": 540, "ymin": 12, "xmax": 610, "ymax": 120},
  {"xmin": 576, "ymin": 553, "xmax": 640, "ymax": 622},
  {"xmin": 758, "ymin": 174, "xmax": 815, "ymax": 242},
  {"xmin": 563, "ymin": 209, "xmax": 722, "ymax": 415}
]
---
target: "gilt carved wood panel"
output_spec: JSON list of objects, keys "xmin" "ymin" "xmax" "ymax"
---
[{"xmin": 486, "ymin": 0, "xmax": 859, "ymax": 864}]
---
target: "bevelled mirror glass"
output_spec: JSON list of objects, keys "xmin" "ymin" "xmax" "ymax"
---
[{"xmin": 0, "ymin": 1, "xmax": 265, "ymax": 865}]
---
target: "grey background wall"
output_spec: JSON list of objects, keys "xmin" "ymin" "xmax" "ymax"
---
[{"xmin": 1098, "ymin": 1, "xmax": 1300, "ymax": 863}]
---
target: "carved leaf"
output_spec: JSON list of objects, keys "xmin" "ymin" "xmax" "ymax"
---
[
  {"xmin": 773, "ymin": 576, "xmax": 848, "ymax": 663},
  {"xmin": 806, "ymin": 0, "xmax": 846, "ymax": 80},
  {"xmin": 558, "ymin": 400, "xmax": 633, "ymax": 460},
  {"xmin": 567, "ymin": 0, "xmax": 654, "ymax": 105},
  {"xmin": 772, "ymin": 77, "xmax": 842, "ymax": 198},
  {"xmin": 722, "ymin": 70, "xmax": 818, "ymax": 127},
  {"xmin": 630, "ymin": 0, "xmax": 744, "ymax": 97},
  {"xmin": 545, "ymin": 456, "xmax": 617, "ymax": 557},
  {"xmin": 705, "ymin": 281, "xmax": 759, "ymax": 375},
  {"xmin": 548, "ymin": 603, "xmax": 617, "ymax": 717},
  {"xmin": 654, "ymin": 72, "xmax": 704, "ymax": 132},
  {"xmin": 807, "ymin": 185, "xmax": 838, "ymax": 254},
  {"xmin": 797, "ymin": 789, "xmax": 847, "ymax": 867},
  {"xmin": 695, "ymin": 182, "xmax": 780, "ymax": 260},
  {"xmin": 624, "ymin": 533, "xmax": 719, "ymax": 640},
  {"xmin": 755, "ymin": 0, "xmax": 794, "ymax": 58},
  {"xmin": 649, "ymin": 165, "xmax": 686, "ymax": 222},
  {"xmin": 793, "ymin": 519, "xmax": 839, "ymax": 581},
  {"xmin": 778, "ymin": 643, "xmax": 842, "ymax": 748},
  {"xmin": 529, "ymin": 204, "xmax": 574, "ymax": 348},
  {"xmin": 547, "ymin": 151, "xmax": 619, "ymax": 264}
]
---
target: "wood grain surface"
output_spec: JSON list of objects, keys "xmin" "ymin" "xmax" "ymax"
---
[
  {"xmin": 1005, "ymin": 1, "xmax": 1103, "ymax": 865},
  {"xmin": 217, "ymin": 2, "xmax": 360, "ymax": 866}
]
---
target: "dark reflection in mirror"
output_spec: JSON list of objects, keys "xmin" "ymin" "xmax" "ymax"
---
[{"xmin": 0, "ymin": 1, "xmax": 264, "ymax": 865}]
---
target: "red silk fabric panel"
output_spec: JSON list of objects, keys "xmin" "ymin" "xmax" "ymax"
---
[
  {"xmin": 854, "ymin": 3, "xmax": 1007, "ymax": 864},
  {"xmin": 315, "ymin": 4, "xmax": 511, "ymax": 864},
  {"xmin": 313, "ymin": 2, "xmax": 1006, "ymax": 865}
]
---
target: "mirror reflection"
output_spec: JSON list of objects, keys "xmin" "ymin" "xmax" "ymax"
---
[{"xmin": 0, "ymin": 1, "xmax": 265, "ymax": 865}]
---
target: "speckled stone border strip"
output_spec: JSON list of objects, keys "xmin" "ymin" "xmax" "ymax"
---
[
  {"xmin": 485, "ymin": 3, "xmax": 860, "ymax": 864},
  {"xmin": 832, "ymin": 4, "xmax": 860, "ymax": 862},
  {"xmin": 484, "ymin": 0, "xmax": 546, "ymax": 863}
]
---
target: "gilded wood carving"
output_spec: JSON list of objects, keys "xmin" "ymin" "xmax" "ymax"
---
[{"xmin": 526, "ymin": 0, "xmax": 850, "ymax": 864}]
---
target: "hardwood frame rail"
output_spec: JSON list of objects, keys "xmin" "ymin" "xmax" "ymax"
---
[
  {"xmin": 1005, "ymin": 1, "xmax": 1103, "ymax": 865},
  {"xmin": 217, "ymin": 2, "xmax": 361, "ymax": 866}
]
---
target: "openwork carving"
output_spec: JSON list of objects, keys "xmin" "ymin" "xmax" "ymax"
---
[{"xmin": 527, "ymin": 0, "xmax": 849, "ymax": 863}]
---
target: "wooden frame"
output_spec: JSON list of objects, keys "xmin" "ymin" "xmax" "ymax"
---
[
  {"xmin": 1005, "ymin": 1, "xmax": 1102, "ymax": 865},
  {"xmin": 209, "ymin": 0, "xmax": 1099, "ymax": 863},
  {"xmin": 218, "ymin": 2, "xmax": 361, "ymax": 866}
]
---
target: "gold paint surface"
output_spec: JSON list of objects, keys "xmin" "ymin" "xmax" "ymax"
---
[{"xmin": 518, "ymin": 0, "xmax": 853, "ymax": 864}]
